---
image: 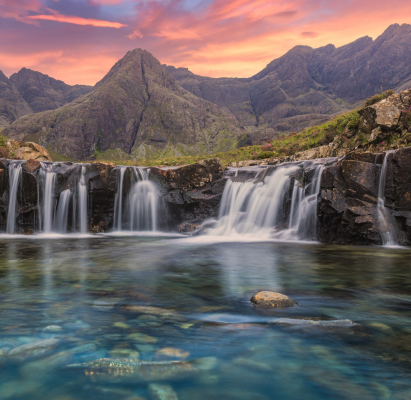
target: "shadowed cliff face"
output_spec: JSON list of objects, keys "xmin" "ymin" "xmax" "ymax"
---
[
  {"xmin": 165, "ymin": 23, "xmax": 411, "ymax": 134},
  {"xmin": 3, "ymin": 49, "xmax": 244, "ymax": 161}
]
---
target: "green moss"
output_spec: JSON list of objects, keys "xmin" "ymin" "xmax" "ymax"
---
[{"xmin": 46, "ymin": 146, "xmax": 73, "ymax": 162}]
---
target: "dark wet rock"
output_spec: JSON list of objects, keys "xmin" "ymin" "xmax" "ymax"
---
[
  {"xmin": 341, "ymin": 161, "xmax": 380, "ymax": 199},
  {"xmin": 342, "ymin": 151, "xmax": 383, "ymax": 164},
  {"xmin": 250, "ymin": 291, "xmax": 297, "ymax": 308}
]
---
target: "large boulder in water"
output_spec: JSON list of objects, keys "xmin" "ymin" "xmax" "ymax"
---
[{"xmin": 250, "ymin": 291, "xmax": 297, "ymax": 308}]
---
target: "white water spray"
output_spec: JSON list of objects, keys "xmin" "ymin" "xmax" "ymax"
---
[
  {"xmin": 6, "ymin": 162, "xmax": 23, "ymax": 234},
  {"xmin": 78, "ymin": 166, "xmax": 88, "ymax": 233},
  {"xmin": 377, "ymin": 151, "xmax": 396, "ymax": 246}
]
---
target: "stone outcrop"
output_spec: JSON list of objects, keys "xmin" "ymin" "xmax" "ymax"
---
[
  {"xmin": 6, "ymin": 140, "xmax": 52, "ymax": 162},
  {"xmin": 317, "ymin": 148, "xmax": 411, "ymax": 245},
  {"xmin": 150, "ymin": 158, "xmax": 227, "ymax": 232}
]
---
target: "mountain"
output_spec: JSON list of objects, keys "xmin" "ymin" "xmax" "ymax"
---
[
  {"xmin": 0, "ymin": 71, "xmax": 32, "ymax": 129},
  {"xmin": 164, "ymin": 23, "xmax": 411, "ymax": 133},
  {"xmin": 0, "ymin": 68, "xmax": 92, "ymax": 129},
  {"xmin": 10, "ymin": 68, "xmax": 92, "ymax": 113},
  {"xmin": 3, "ymin": 49, "xmax": 244, "ymax": 160}
]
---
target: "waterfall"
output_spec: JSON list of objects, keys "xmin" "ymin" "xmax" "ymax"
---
[
  {"xmin": 112, "ymin": 167, "xmax": 159, "ymax": 232},
  {"xmin": 207, "ymin": 163, "xmax": 325, "ymax": 241},
  {"xmin": 129, "ymin": 167, "xmax": 158, "ymax": 231},
  {"xmin": 55, "ymin": 189, "xmax": 72, "ymax": 233},
  {"xmin": 113, "ymin": 167, "xmax": 126, "ymax": 231},
  {"xmin": 377, "ymin": 151, "xmax": 396, "ymax": 246},
  {"xmin": 42, "ymin": 166, "xmax": 57, "ymax": 233},
  {"xmin": 78, "ymin": 166, "xmax": 88, "ymax": 233},
  {"xmin": 6, "ymin": 162, "xmax": 23, "ymax": 234}
]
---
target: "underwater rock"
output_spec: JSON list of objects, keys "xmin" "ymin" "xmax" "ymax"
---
[
  {"xmin": 148, "ymin": 383, "xmax": 179, "ymax": 400},
  {"xmin": 126, "ymin": 333, "xmax": 158, "ymax": 343},
  {"xmin": 67, "ymin": 358, "xmax": 199, "ymax": 383},
  {"xmin": 8, "ymin": 338, "xmax": 60, "ymax": 360},
  {"xmin": 155, "ymin": 348, "xmax": 190, "ymax": 361},
  {"xmin": 250, "ymin": 291, "xmax": 297, "ymax": 308},
  {"xmin": 42, "ymin": 325, "xmax": 63, "ymax": 332},
  {"xmin": 269, "ymin": 318, "xmax": 356, "ymax": 327}
]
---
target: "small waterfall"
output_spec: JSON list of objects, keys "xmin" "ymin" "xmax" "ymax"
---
[
  {"xmin": 129, "ymin": 167, "xmax": 158, "ymax": 231},
  {"xmin": 112, "ymin": 167, "xmax": 160, "ymax": 232},
  {"xmin": 113, "ymin": 167, "xmax": 126, "ymax": 231},
  {"xmin": 55, "ymin": 189, "xmax": 72, "ymax": 233},
  {"xmin": 377, "ymin": 151, "xmax": 396, "ymax": 246},
  {"xmin": 78, "ymin": 166, "xmax": 88, "ymax": 233},
  {"xmin": 207, "ymin": 163, "xmax": 325, "ymax": 241},
  {"xmin": 41, "ymin": 166, "xmax": 57, "ymax": 233},
  {"xmin": 284, "ymin": 165, "xmax": 324, "ymax": 240},
  {"xmin": 6, "ymin": 162, "xmax": 23, "ymax": 234}
]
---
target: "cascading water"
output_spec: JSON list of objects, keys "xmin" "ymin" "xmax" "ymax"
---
[
  {"xmin": 128, "ymin": 167, "xmax": 158, "ymax": 231},
  {"xmin": 78, "ymin": 166, "xmax": 88, "ymax": 234},
  {"xmin": 6, "ymin": 162, "xmax": 23, "ymax": 234},
  {"xmin": 113, "ymin": 166, "xmax": 160, "ymax": 232},
  {"xmin": 41, "ymin": 165, "xmax": 57, "ymax": 233},
  {"xmin": 207, "ymin": 162, "xmax": 325, "ymax": 241},
  {"xmin": 55, "ymin": 189, "xmax": 72, "ymax": 233},
  {"xmin": 377, "ymin": 151, "xmax": 396, "ymax": 246},
  {"xmin": 113, "ymin": 167, "xmax": 126, "ymax": 231}
]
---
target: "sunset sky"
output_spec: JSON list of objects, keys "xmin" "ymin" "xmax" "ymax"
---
[{"xmin": 1, "ymin": 0, "xmax": 411, "ymax": 85}]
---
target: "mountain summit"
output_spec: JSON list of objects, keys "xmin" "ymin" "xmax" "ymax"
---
[
  {"xmin": 4, "ymin": 49, "xmax": 244, "ymax": 160},
  {"xmin": 165, "ymin": 23, "xmax": 411, "ymax": 133}
]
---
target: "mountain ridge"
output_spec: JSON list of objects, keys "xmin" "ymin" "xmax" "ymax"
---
[{"xmin": 3, "ymin": 49, "xmax": 244, "ymax": 160}]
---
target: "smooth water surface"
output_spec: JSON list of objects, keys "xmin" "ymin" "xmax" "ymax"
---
[{"xmin": 1, "ymin": 236, "xmax": 411, "ymax": 400}]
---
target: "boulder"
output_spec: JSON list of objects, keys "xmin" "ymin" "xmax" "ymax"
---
[
  {"xmin": 150, "ymin": 158, "xmax": 224, "ymax": 190},
  {"xmin": 250, "ymin": 291, "xmax": 297, "ymax": 308},
  {"xmin": 359, "ymin": 89, "xmax": 411, "ymax": 133},
  {"xmin": 7, "ymin": 140, "xmax": 52, "ymax": 162}
]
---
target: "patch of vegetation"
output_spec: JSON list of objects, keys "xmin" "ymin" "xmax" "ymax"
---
[
  {"xmin": 0, "ymin": 135, "xmax": 6, "ymax": 147},
  {"xmin": 46, "ymin": 146, "xmax": 73, "ymax": 162},
  {"xmin": 364, "ymin": 90, "xmax": 394, "ymax": 107}
]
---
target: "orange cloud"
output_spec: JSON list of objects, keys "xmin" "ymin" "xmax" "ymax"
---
[{"xmin": 27, "ymin": 14, "xmax": 126, "ymax": 28}]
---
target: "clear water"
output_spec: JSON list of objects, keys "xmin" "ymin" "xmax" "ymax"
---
[{"xmin": 1, "ymin": 236, "xmax": 411, "ymax": 399}]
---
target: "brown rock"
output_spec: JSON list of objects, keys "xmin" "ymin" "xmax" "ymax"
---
[
  {"xmin": 250, "ymin": 291, "xmax": 297, "ymax": 308},
  {"xmin": 13, "ymin": 142, "xmax": 52, "ymax": 162},
  {"xmin": 155, "ymin": 348, "xmax": 190, "ymax": 361},
  {"xmin": 22, "ymin": 159, "xmax": 41, "ymax": 174}
]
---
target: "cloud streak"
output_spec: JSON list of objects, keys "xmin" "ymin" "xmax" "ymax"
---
[{"xmin": 27, "ymin": 13, "xmax": 126, "ymax": 28}]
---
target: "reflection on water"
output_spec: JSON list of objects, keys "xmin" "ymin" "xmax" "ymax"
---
[{"xmin": 0, "ymin": 237, "xmax": 411, "ymax": 399}]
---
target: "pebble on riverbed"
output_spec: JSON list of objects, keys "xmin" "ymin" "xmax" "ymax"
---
[{"xmin": 250, "ymin": 291, "xmax": 297, "ymax": 308}]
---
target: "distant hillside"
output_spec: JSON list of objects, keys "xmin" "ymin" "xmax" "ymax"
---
[
  {"xmin": 0, "ymin": 68, "xmax": 92, "ymax": 129},
  {"xmin": 164, "ymin": 23, "xmax": 411, "ymax": 134},
  {"xmin": 3, "ymin": 49, "xmax": 244, "ymax": 160}
]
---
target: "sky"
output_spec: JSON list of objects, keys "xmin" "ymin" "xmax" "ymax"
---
[{"xmin": 1, "ymin": 0, "xmax": 411, "ymax": 86}]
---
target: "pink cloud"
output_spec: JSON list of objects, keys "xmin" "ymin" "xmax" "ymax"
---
[{"xmin": 27, "ymin": 13, "xmax": 126, "ymax": 28}]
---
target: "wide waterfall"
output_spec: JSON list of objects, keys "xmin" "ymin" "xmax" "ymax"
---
[
  {"xmin": 206, "ymin": 162, "xmax": 326, "ymax": 241},
  {"xmin": 6, "ymin": 161, "xmax": 23, "ymax": 234},
  {"xmin": 113, "ymin": 167, "xmax": 160, "ymax": 232}
]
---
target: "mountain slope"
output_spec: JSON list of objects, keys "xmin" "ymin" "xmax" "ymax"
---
[
  {"xmin": 3, "ymin": 49, "xmax": 244, "ymax": 160},
  {"xmin": 0, "ymin": 70, "xmax": 32, "ymax": 129},
  {"xmin": 9, "ymin": 68, "xmax": 92, "ymax": 113},
  {"xmin": 165, "ymin": 23, "xmax": 411, "ymax": 133}
]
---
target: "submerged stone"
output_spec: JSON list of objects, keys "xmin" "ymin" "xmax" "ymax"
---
[
  {"xmin": 126, "ymin": 333, "xmax": 158, "ymax": 343},
  {"xmin": 270, "ymin": 318, "xmax": 356, "ymax": 327},
  {"xmin": 155, "ymin": 347, "xmax": 190, "ymax": 361},
  {"xmin": 8, "ymin": 338, "xmax": 60, "ymax": 360},
  {"xmin": 250, "ymin": 291, "xmax": 297, "ymax": 308},
  {"xmin": 148, "ymin": 383, "xmax": 179, "ymax": 400}
]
